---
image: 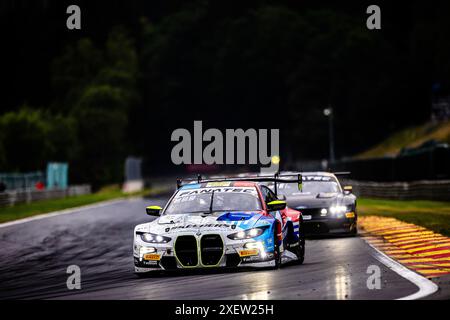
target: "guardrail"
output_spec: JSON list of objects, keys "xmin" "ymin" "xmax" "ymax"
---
[
  {"xmin": 340, "ymin": 179, "xmax": 450, "ymax": 201},
  {"xmin": 0, "ymin": 185, "xmax": 91, "ymax": 207}
]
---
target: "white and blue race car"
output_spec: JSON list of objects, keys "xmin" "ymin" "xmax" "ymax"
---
[{"xmin": 133, "ymin": 177, "xmax": 305, "ymax": 274}]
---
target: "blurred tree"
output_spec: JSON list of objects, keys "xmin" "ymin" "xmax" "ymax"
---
[
  {"xmin": 0, "ymin": 130, "xmax": 6, "ymax": 170},
  {"xmin": 65, "ymin": 27, "xmax": 139, "ymax": 187},
  {"xmin": 2, "ymin": 0, "xmax": 450, "ymax": 178},
  {"xmin": 72, "ymin": 86, "xmax": 128, "ymax": 186},
  {"xmin": 47, "ymin": 114, "xmax": 78, "ymax": 162},
  {"xmin": 285, "ymin": 9, "xmax": 405, "ymax": 158},
  {"xmin": 0, "ymin": 108, "xmax": 52, "ymax": 171},
  {"xmin": 0, "ymin": 108, "xmax": 77, "ymax": 172},
  {"xmin": 51, "ymin": 38, "xmax": 104, "ymax": 113}
]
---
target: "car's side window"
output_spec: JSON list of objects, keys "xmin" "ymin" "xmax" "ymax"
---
[
  {"xmin": 260, "ymin": 186, "xmax": 268, "ymax": 202},
  {"xmin": 266, "ymin": 188, "xmax": 278, "ymax": 203},
  {"xmin": 261, "ymin": 186, "xmax": 277, "ymax": 203}
]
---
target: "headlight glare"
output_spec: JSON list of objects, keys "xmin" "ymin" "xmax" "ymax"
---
[
  {"xmin": 227, "ymin": 227, "xmax": 268, "ymax": 240},
  {"xmin": 329, "ymin": 205, "xmax": 348, "ymax": 215},
  {"xmin": 139, "ymin": 232, "xmax": 171, "ymax": 243}
]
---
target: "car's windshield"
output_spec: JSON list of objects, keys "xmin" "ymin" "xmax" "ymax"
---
[
  {"xmin": 164, "ymin": 187, "xmax": 262, "ymax": 214},
  {"xmin": 275, "ymin": 181, "xmax": 340, "ymax": 196}
]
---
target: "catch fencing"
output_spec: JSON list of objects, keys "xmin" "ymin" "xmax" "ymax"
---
[
  {"xmin": 0, "ymin": 185, "xmax": 91, "ymax": 207},
  {"xmin": 340, "ymin": 179, "xmax": 450, "ymax": 201},
  {"xmin": 0, "ymin": 171, "xmax": 45, "ymax": 190}
]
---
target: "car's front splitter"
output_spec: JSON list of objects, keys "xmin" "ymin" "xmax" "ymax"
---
[
  {"xmin": 304, "ymin": 218, "xmax": 356, "ymax": 234},
  {"xmin": 134, "ymin": 259, "xmax": 276, "ymax": 273}
]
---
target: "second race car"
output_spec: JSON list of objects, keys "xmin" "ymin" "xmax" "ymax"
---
[{"xmin": 270, "ymin": 172, "xmax": 357, "ymax": 235}]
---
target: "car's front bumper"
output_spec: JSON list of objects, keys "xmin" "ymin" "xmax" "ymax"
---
[
  {"xmin": 303, "ymin": 216, "xmax": 357, "ymax": 234},
  {"xmin": 133, "ymin": 254, "xmax": 276, "ymax": 272},
  {"xmin": 133, "ymin": 232, "xmax": 276, "ymax": 273}
]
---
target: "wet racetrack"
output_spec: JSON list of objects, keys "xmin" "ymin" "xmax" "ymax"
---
[{"xmin": 0, "ymin": 197, "xmax": 423, "ymax": 300}]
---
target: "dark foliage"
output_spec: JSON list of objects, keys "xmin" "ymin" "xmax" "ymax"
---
[{"xmin": 1, "ymin": 0, "xmax": 449, "ymax": 184}]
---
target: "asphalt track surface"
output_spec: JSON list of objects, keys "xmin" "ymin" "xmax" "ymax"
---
[{"xmin": 0, "ymin": 197, "xmax": 430, "ymax": 300}]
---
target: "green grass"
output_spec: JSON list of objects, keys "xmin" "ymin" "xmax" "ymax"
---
[
  {"xmin": 355, "ymin": 120, "xmax": 450, "ymax": 159},
  {"xmin": 0, "ymin": 185, "xmax": 153, "ymax": 223},
  {"xmin": 358, "ymin": 197, "xmax": 450, "ymax": 236}
]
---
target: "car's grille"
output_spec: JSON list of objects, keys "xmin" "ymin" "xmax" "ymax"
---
[
  {"xmin": 200, "ymin": 235, "xmax": 224, "ymax": 266},
  {"xmin": 160, "ymin": 256, "xmax": 177, "ymax": 270},
  {"xmin": 225, "ymin": 253, "xmax": 241, "ymax": 267},
  {"xmin": 304, "ymin": 222, "xmax": 329, "ymax": 234},
  {"xmin": 300, "ymin": 208, "xmax": 325, "ymax": 218},
  {"xmin": 174, "ymin": 235, "xmax": 198, "ymax": 267}
]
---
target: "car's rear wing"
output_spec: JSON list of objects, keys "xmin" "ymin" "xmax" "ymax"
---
[{"xmin": 176, "ymin": 173, "xmax": 303, "ymax": 196}]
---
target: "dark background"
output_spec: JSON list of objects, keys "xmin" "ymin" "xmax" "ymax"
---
[{"xmin": 1, "ymin": 0, "xmax": 449, "ymax": 186}]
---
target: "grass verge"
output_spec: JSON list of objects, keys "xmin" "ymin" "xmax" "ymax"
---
[
  {"xmin": 0, "ymin": 185, "xmax": 155, "ymax": 224},
  {"xmin": 355, "ymin": 120, "xmax": 450, "ymax": 159},
  {"xmin": 358, "ymin": 197, "xmax": 450, "ymax": 236}
]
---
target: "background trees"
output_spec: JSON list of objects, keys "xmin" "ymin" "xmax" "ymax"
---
[{"xmin": 0, "ymin": 0, "xmax": 449, "ymax": 185}]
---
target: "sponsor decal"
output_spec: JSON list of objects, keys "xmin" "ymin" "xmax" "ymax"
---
[
  {"xmin": 217, "ymin": 212, "xmax": 254, "ymax": 221},
  {"xmin": 239, "ymin": 249, "xmax": 259, "ymax": 257},
  {"xmin": 143, "ymin": 253, "xmax": 161, "ymax": 261},
  {"xmin": 206, "ymin": 182, "xmax": 231, "ymax": 187},
  {"xmin": 345, "ymin": 212, "xmax": 355, "ymax": 218},
  {"xmin": 177, "ymin": 187, "xmax": 256, "ymax": 197},
  {"xmin": 167, "ymin": 223, "xmax": 232, "ymax": 232}
]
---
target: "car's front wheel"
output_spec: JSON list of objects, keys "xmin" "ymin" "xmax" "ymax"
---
[
  {"xmin": 296, "ymin": 234, "xmax": 305, "ymax": 264},
  {"xmin": 350, "ymin": 223, "xmax": 358, "ymax": 236},
  {"xmin": 135, "ymin": 272, "xmax": 149, "ymax": 278}
]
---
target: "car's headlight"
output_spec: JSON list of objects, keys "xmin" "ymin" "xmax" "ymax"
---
[
  {"xmin": 139, "ymin": 232, "xmax": 171, "ymax": 243},
  {"xmin": 227, "ymin": 227, "xmax": 268, "ymax": 240},
  {"xmin": 329, "ymin": 205, "xmax": 349, "ymax": 215}
]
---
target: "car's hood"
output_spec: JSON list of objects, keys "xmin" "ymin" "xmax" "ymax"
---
[
  {"xmin": 286, "ymin": 193, "xmax": 343, "ymax": 210},
  {"xmin": 135, "ymin": 211, "xmax": 270, "ymax": 235}
]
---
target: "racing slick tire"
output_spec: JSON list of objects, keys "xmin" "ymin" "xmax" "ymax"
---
[
  {"xmin": 136, "ymin": 272, "xmax": 149, "ymax": 278},
  {"xmin": 295, "ymin": 232, "xmax": 305, "ymax": 265},
  {"xmin": 349, "ymin": 223, "xmax": 358, "ymax": 236}
]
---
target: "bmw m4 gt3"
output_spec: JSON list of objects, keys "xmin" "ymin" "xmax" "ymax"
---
[
  {"xmin": 273, "ymin": 172, "xmax": 357, "ymax": 236},
  {"xmin": 133, "ymin": 177, "xmax": 305, "ymax": 274}
]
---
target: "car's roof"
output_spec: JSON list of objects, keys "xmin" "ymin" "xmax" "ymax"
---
[{"xmin": 179, "ymin": 181, "xmax": 258, "ymax": 190}]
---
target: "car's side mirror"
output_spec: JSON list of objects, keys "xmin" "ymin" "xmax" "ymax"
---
[
  {"xmin": 146, "ymin": 205, "xmax": 162, "ymax": 216},
  {"xmin": 267, "ymin": 200, "xmax": 287, "ymax": 212},
  {"xmin": 277, "ymin": 194, "xmax": 287, "ymax": 201},
  {"xmin": 343, "ymin": 186, "xmax": 353, "ymax": 195}
]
